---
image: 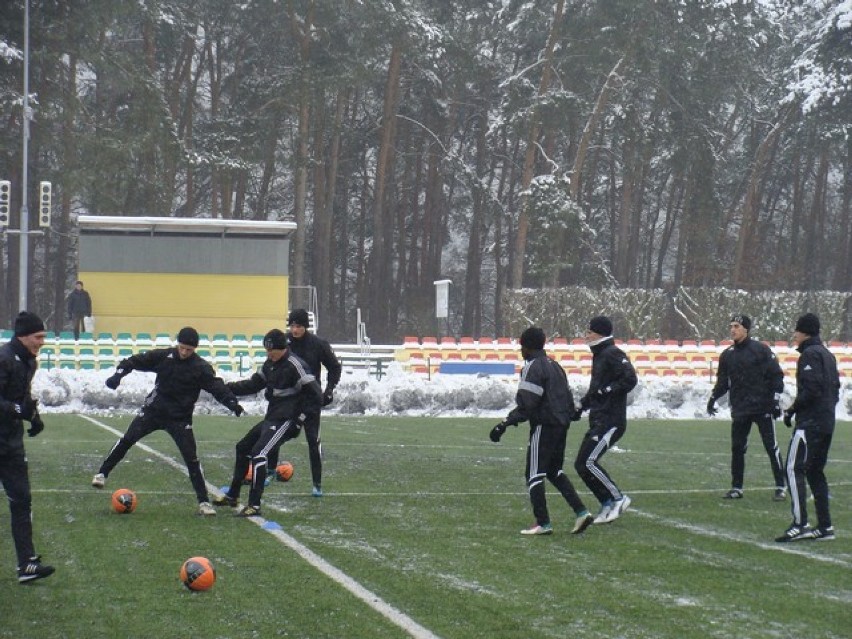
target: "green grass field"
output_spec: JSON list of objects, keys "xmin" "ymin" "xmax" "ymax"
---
[{"xmin": 1, "ymin": 414, "xmax": 850, "ymax": 639}]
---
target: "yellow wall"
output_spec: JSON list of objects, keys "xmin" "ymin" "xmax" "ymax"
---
[{"xmin": 79, "ymin": 272, "xmax": 289, "ymax": 337}]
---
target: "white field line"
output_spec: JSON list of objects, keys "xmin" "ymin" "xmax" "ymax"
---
[
  {"xmin": 36, "ymin": 483, "xmax": 852, "ymax": 497},
  {"xmin": 627, "ymin": 507, "xmax": 852, "ymax": 568},
  {"xmin": 79, "ymin": 415, "xmax": 442, "ymax": 639},
  {"xmin": 75, "ymin": 417, "xmax": 850, "ymax": 578}
]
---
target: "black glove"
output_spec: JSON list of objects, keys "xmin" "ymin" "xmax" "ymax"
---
[
  {"xmin": 580, "ymin": 396, "xmax": 590, "ymax": 411},
  {"xmin": 570, "ymin": 408, "xmax": 583, "ymax": 422},
  {"xmin": 228, "ymin": 401, "xmax": 245, "ymax": 417},
  {"xmin": 771, "ymin": 401, "xmax": 782, "ymax": 420},
  {"xmin": 489, "ymin": 422, "xmax": 508, "ymax": 443},
  {"xmin": 28, "ymin": 415, "xmax": 44, "ymax": 437},
  {"xmin": 15, "ymin": 398, "xmax": 37, "ymax": 421},
  {"xmin": 706, "ymin": 398, "xmax": 717, "ymax": 416},
  {"xmin": 322, "ymin": 387, "xmax": 334, "ymax": 407},
  {"xmin": 783, "ymin": 409, "xmax": 795, "ymax": 428},
  {"xmin": 105, "ymin": 368, "xmax": 128, "ymax": 390}
]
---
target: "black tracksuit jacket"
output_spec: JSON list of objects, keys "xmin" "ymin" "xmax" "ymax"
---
[
  {"xmin": 789, "ymin": 336, "xmax": 840, "ymax": 433},
  {"xmin": 287, "ymin": 332, "xmax": 342, "ymax": 393},
  {"xmin": 0, "ymin": 339, "xmax": 38, "ymax": 455},
  {"xmin": 115, "ymin": 348, "xmax": 238, "ymax": 423},
  {"xmin": 506, "ymin": 349, "xmax": 574, "ymax": 427},
  {"xmin": 711, "ymin": 338, "xmax": 784, "ymax": 418},
  {"xmin": 228, "ymin": 352, "xmax": 322, "ymax": 422},
  {"xmin": 581, "ymin": 338, "xmax": 637, "ymax": 428}
]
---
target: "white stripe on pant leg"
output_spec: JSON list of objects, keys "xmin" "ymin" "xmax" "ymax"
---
[
  {"xmin": 585, "ymin": 427, "xmax": 620, "ymax": 499},
  {"xmin": 787, "ymin": 430, "xmax": 807, "ymax": 525},
  {"xmin": 528, "ymin": 425, "xmax": 541, "ymax": 479},
  {"xmin": 259, "ymin": 420, "xmax": 297, "ymax": 458}
]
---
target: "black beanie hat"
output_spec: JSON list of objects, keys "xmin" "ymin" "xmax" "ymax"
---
[
  {"xmin": 287, "ymin": 308, "xmax": 310, "ymax": 328},
  {"xmin": 176, "ymin": 327, "xmax": 200, "ymax": 347},
  {"xmin": 589, "ymin": 315, "xmax": 613, "ymax": 337},
  {"xmin": 14, "ymin": 311, "xmax": 45, "ymax": 337},
  {"xmin": 263, "ymin": 328, "xmax": 289, "ymax": 350},
  {"xmin": 730, "ymin": 314, "xmax": 752, "ymax": 331},
  {"xmin": 519, "ymin": 327, "xmax": 546, "ymax": 350},
  {"xmin": 795, "ymin": 312, "xmax": 820, "ymax": 335}
]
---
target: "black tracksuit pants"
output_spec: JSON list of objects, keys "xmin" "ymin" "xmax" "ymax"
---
[
  {"xmin": 525, "ymin": 423, "xmax": 586, "ymax": 525},
  {"xmin": 98, "ymin": 414, "xmax": 210, "ymax": 503},
  {"xmin": 785, "ymin": 429, "xmax": 832, "ymax": 529},
  {"xmin": 575, "ymin": 424, "xmax": 625, "ymax": 505},
  {"xmin": 0, "ymin": 451, "xmax": 36, "ymax": 566},
  {"xmin": 226, "ymin": 419, "xmax": 302, "ymax": 507},
  {"xmin": 267, "ymin": 410, "xmax": 322, "ymax": 488},
  {"xmin": 730, "ymin": 413, "xmax": 785, "ymax": 490}
]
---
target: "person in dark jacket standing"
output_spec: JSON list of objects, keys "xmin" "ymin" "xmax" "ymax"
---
[
  {"xmin": 0, "ymin": 312, "xmax": 55, "ymax": 583},
  {"xmin": 707, "ymin": 314, "xmax": 786, "ymax": 501},
  {"xmin": 574, "ymin": 316, "xmax": 638, "ymax": 525},
  {"xmin": 92, "ymin": 327, "xmax": 244, "ymax": 516},
  {"xmin": 66, "ymin": 280, "xmax": 92, "ymax": 340},
  {"xmin": 213, "ymin": 329, "xmax": 322, "ymax": 517},
  {"xmin": 775, "ymin": 313, "xmax": 840, "ymax": 542},
  {"xmin": 286, "ymin": 308, "xmax": 341, "ymax": 497},
  {"xmin": 490, "ymin": 327, "xmax": 594, "ymax": 536}
]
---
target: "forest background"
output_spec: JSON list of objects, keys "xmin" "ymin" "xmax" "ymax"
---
[{"xmin": 1, "ymin": 0, "xmax": 850, "ymax": 343}]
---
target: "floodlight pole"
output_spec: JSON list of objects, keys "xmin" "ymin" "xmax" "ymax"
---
[{"xmin": 18, "ymin": 0, "xmax": 31, "ymax": 312}]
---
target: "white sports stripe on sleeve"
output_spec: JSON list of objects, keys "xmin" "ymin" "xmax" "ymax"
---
[{"xmin": 518, "ymin": 380, "xmax": 544, "ymax": 396}]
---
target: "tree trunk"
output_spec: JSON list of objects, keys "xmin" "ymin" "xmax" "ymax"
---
[
  {"xmin": 368, "ymin": 40, "xmax": 403, "ymax": 340},
  {"xmin": 510, "ymin": 0, "xmax": 565, "ymax": 289},
  {"xmin": 833, "ymin": 134, "xmax": 852, "ymax": 292},
  {"xmin": 570, "ymin": 54, "xmax": 628, "ymax": 201},
  {"xmin": 311, "ymin": 94, "xmax": 331, "ymax": 313},
  {"xmin": 289, "ymin": 0, "xmax": 315, "ymax": 288},
  {"xmin": 462, "ymin": 106, "xmax": 488, "ymax": 337},
  {"xmin": 731, "ymin": 103, "xmax": 797, "ymax": 287},
  {"xmin": 51, "ymin": 48, "xmax": 77, "ymax": 333}
]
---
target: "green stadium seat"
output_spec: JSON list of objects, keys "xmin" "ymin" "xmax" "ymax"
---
[
  {"xmin": 115, "ymin": 333, "xmax": 134, "ymax": 348},
  {"xmin": 154, "ymin": 333, "xmax": 172, "ymax": 347}
]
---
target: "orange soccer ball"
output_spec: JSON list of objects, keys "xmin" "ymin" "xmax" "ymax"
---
[
  {"xmin": 180, "ymin": 556, "xmax": 216, "ymax": 591},
  {"xmin": 111, "ymin": 488, "xmax": 137, "ymax": 514},
  {"xmin": 275, "ymin": 461, "xmax": 294, "ymax": 482}
]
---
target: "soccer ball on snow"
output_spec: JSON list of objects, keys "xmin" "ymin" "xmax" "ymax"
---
[
  {"xmin": 180, "ymin": 556, "xmax": 216, "ymax": 591},
  {"xmin": 275, "ymin": 461, "xmax": 294, "ymax": 482},
  {"xmin": 111, "ymin": 488, "xmax": 137, "ymax": 514}
]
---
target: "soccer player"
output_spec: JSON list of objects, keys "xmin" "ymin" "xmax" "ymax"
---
[
  {"xmin": 285, "ymin": 308, "xmax": 341, "ymax": 497},
  {"xmin": 775, "ymin": 313, "xmax": 840, "ymax": 542},
  {"xmin": 92, "ymin": 327, "xmax": 244, "ymax": 516},
  {"xmin": 706, "ymin": 314, "xmax": 786, "ymax": 500},
  {"xmin": 213, "ymin": 329, "xmax": 322, "ymax": 517},
  {"xmin": 0, "ymin": 312, "xmax": 55, "ymax": 583},
  {"xmin": 573, "ymin": 315, "xmax": 638, "ymax": 525},
  {"xmin": 490, "ymin": 326, "xmax": 594, "ymax": 536}
]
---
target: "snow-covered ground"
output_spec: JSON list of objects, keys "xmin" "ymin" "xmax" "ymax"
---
[{"xmin": 32, "ymin": 361, "xmax": 852, "ymax": 422}]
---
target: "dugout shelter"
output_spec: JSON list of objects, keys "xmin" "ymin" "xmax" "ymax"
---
[{"xmin": 76, "ymin": 215, "xmax": 296, "ymax": 338}]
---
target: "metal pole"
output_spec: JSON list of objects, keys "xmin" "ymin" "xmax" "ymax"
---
[{"xmin": 18, "ymin": 0, "xmax": 31, "ymax": 312}]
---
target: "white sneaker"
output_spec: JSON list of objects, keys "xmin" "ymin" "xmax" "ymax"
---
[
  {"xmin": 520, "ymin": 523, "xmax": 553, "ymax": 535},
  {"xmin": 593, "ymin": 502, "xmax": 613, "ymax": 524},
  {"xmin": 571, "ymin": 512, "xmax": 594, "ymax": 534},
  {"xmin": 197, "ymin": 501, "xmax": 216, "ymax": 516},
  {"xmin": 602, "ymin": 495, "xmax": 631, "ymax": 523},
  {"xmin": 91, "ymin": 473, "xmax": 106, "ymax": 489}
]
